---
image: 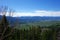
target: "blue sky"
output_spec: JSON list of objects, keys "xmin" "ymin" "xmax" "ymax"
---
[{"xmin": 0, "ymin": 0, "xmax": 60, "ymax": 17}]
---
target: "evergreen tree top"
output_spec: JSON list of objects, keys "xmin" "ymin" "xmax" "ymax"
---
[{"xmin": 0, "ymin": 15, "xmax": 9, "ymax": 25}]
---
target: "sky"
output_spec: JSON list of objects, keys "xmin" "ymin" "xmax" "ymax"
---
[{"xmin": 0, "ymin": 0, "xmax": 60, "ymax": 17}]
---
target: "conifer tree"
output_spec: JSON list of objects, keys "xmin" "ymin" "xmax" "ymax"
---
[{"xmin": 0, "ymin": 15, "xmax": 14, "ymax": 40}]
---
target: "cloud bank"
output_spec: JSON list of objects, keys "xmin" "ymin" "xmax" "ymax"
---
[{"xmin": 0, "ymin": 10, "xmax": 60, "ymax": 17}]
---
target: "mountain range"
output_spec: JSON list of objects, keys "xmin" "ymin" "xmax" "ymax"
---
[{"xmin": 0, "ymin": 15, "xmax": 60, "ymax": 24}]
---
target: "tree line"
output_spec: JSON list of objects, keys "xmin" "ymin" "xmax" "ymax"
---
[{"xmin": 0, "ymin": 15, "xmax": 57, "ymax": 40}]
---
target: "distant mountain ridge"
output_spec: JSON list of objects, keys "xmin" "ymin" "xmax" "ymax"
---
[{"xmin": 0, "ymin": 15, "xmax": 60, "ymax": 24}]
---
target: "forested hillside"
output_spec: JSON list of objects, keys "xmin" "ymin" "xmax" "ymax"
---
[{"xmin": 0, "ymin": 15, "xmax": 60, "ymax": 40}]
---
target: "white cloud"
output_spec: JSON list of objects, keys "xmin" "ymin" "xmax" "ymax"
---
[{"xmin": 0, "ymin": 10, "xmax": 60, "ymax": 17}]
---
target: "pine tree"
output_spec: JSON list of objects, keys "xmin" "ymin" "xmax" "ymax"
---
[{"xmin": 0, "ymin": 15, "xmax": 14, "ymax": 40}]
